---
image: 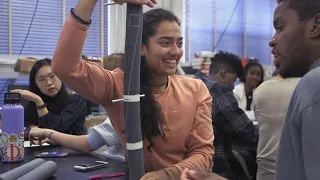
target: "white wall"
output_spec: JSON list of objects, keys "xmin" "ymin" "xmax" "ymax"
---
[{"xmin": 108, "ymin": 0, "xmax": 183, "ymax": 54}]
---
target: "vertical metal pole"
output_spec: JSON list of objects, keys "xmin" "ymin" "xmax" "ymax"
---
[
  {"xmin": 243, "ymin": 0, "xmax": 247, "ymax": 58},
  {"xmin": 124, "ymin": 3, "xmax": 145, "ymax": 180},
  {"xmin": 213, "ymin": 0, "xmax": 217, "ymax": 53}
]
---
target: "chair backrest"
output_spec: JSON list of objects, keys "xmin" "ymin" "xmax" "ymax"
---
[{"xmin": 232, "ymin": 150, "xmax": 252, "ymax": 180}]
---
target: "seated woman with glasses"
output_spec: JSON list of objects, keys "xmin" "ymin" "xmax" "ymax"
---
[
  {"xmin": 27, "ymin": 54, "xmax": 126, "ymax": 162},
  {"xmin": 11, "ymin": 58, "xmax": 87, "ymax": 135}
]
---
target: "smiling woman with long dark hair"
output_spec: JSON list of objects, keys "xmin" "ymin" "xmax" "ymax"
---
[
  {"xmin": 12, "ymin": 58, "xmax": 87, "ymax": 135},
  {"xmin": 28, "ymin": 1, "xmax": 214, "ymax": 179}
]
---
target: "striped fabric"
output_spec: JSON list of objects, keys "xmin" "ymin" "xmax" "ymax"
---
[{"xmin": 87, "ymin": 118, "xmax": 125, "ymax": 162}]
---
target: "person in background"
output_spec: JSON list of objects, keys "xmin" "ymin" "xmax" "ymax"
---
[
  {"xmin": 233, "ymin": 62, "xmax": 264, "ymax": 121},
  {"xmin": 29, "ymin": 53, "xmax": 126, "ymax": 162},
  {"xmin": 195, "ymin": 51, "xmax": 259, "ymax": 180},
  {"xmin": 253, "ymin": 66, "xmax": 300, "ymax": 180},
  {"xmin": 269, "ymin": 0, "xmax": 320, "ymax": 179},
  {"xmin": 29, "ymin": 116, "xmax": 125, "ymax": 162},
  {"xmin": 11, "ymin": 59, "xmax": 87, "ymax": 135},
  {"xmin": 46, "ymin": 1, "xmax": 214, "ymax": 179}
]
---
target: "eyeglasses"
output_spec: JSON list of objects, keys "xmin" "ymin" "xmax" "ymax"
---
[{"xmin": 36, "ymin": 74, "xmax": 57, "ymax": 85}]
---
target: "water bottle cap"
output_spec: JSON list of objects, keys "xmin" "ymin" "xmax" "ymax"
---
[{"xmin": 4, "ymin": 93, "xmax": 21, "ymax": 105}]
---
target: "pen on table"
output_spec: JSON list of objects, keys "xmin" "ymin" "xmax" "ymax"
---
[
  {"xmin": 96, "ymin": 161, "xmax": 109, "ymax": 165},
  {"xmin": 88, "ymin": 173, "xmax": 125, "ymax": 179}
]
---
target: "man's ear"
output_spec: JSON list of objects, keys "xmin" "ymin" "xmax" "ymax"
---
[
  {"xmin": 220, "ymin": 69, "xmax": 227, "ymax": 78},
  {"xmin": 309, "ymin": 13, "xmax": 320, "ymax": 38},
  {"xmin": 141, "ymin": 44, "xmax": 147, "ymax": 56}
]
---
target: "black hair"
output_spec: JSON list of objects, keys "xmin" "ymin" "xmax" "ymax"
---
[
  {"xmin": 277, "ymin": 0, "xmax": 320, "ymax": 21},
  {"xmin": 25, "ymin": 58, "xmax": 69, "ymax": 126},
  {"xmin": 209, "ymin": 51, "xmax": 244, "ymax": 78},
  {"xmin": 240, "ymin": 62, "xmax": 264, "ymax": 86},
  {"xmin": 140, "ymin": 8, "xmax": 180, "ymax": 151}
]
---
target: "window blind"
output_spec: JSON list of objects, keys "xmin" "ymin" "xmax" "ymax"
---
[
  {"xmin": 245, "ymin": 0, "xmax": 273, "ymax": 65},
  {"xmin": 216, "ymin": 0, "xmax": 244, "ymax": 57},
  {"xmin": 12, "ymin": 0, "xmax": 63, "ymax": 56},
  {"xmin": 0, "ymin": 1, "xmax": 107, "ymax": 107},
  {"xmin": 0, "ymin": 1, "xmax": 9, "ymax": 54},
  {"xmin": 188, "ymin": 0, "xmax": 215, "ymax": 60},
  {"xmin": 187, "ymin": 0, "xmax": 275, "ymax": 64},
  {"xmin": 66, "ymin": 0, "xmax": 102, "ymax": 56}
]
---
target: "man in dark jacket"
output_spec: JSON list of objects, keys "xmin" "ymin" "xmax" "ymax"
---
[{"xmin": 195, "ymin": 51, "xmax": 259, "ymax": 180}]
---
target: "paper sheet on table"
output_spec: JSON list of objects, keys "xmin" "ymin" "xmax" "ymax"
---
[{"xmin": 24, "ymin": 141, "xmax": 50, "ymax": 148}]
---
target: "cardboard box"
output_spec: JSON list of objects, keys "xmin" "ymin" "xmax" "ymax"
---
[
  {"xmin": 14, "ymin": 57, "xmax": 37, "ymax": 73},
  {"xmin": 85, "ymin": 115, "xmax": 107, "ymax": 129},
  {"xmin": 85, "ymin": 56, "xmax": 103, "ymax": 67}
]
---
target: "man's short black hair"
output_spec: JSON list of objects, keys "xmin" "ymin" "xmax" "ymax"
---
[
  {"xmin": 277, "ymin": 0, "xmax": 320, "ymax": 21},
  {"xmin": 209, "ymin": 51, "xmax": 244, "ymax": 79}
]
